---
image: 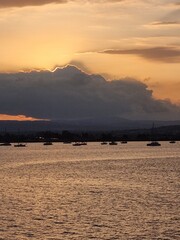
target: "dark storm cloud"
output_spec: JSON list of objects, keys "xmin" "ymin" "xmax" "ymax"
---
[
  {"xmin": 101, "ymin": 47, "xmax": 180, "ymax": 63},
  {"xmin": 0, "ymin": 0, "xmax": 125, "ymax": 8},
  {"xmin": 0, "ymin": 65, "xmax": 179, "ymax": 121}
]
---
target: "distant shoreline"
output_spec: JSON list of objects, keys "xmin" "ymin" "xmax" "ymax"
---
[{"xmin": 1, "ymin": 126, "xmax": 180, "ymax": 143}]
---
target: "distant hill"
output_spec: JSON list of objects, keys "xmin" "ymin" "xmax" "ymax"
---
[{"xmin": 0, "ymin": 118, "xmax": 180, "ymax": 133}]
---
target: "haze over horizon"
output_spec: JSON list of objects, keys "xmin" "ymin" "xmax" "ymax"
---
[{"xmin": 0, "ymin": 0, "xmax": 180, "ymax": 121}]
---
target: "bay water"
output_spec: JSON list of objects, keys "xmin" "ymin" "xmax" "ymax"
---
[{"xmin": 0, "ymin": 142, "xmax": 179, "ymax": 239}]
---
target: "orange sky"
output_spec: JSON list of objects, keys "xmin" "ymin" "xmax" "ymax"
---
[
  {"xmin": 0, "ymin": 114, "xmax": 42, "ymax": 121},
  {"xmin": 0, "ymin": 0, "xmax": 180, "ymax": 120}
]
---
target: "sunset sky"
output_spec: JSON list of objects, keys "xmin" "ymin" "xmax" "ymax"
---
[{"xmin": 0, "ymin": 0, "xmax": 180, "ymax": 121}]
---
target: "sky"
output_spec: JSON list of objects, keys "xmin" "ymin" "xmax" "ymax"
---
[{"xmin": 0, "ymin": 0, "xmax": 180, "ymax": 121}]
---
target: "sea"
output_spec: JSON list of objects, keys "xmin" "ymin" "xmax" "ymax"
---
[{"xmin": 0, "ymin": 142, "xmax": 179, "ymax": 240}]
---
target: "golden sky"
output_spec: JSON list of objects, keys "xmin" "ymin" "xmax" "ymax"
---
[{"xmin": 0, "ymin": 0, "xmax": 180, "ymax": 120}]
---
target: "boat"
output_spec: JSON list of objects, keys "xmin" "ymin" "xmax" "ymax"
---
[
  {"xmin": 147, "ymin": 141, "xmax": 161, "ymax": 146},
  {"xmin": 14, "ymin": 143, "xmax": 26, "ymax": 147},
  {"xmin": 0, "ymin": 142, "xmax": 11, "ymax": 146},
  {"xmin": 121, "ymin": 141, "xmax": 127, "ymax": 144},
  {"xmin": 109, "ymin": 141, "xmax": 118, "ymax": 145},
  {"xmin": 147, "ymin": 123, "xmax": 161, "ymax": 147},
  {"xmin": 169, "ymin": 141, "xmax": 176, "ymax": 144},
  {"xmin": 63, "ymin": 141, "xmax": 72, "ymax": 144},
  {"xmin": 101, "ymin": 142, "xmax": 108, "ymax": 145},
  {"xmin": 72, "ymin": 142, "xmax": 82, "ymax": 146},
  {"xmin": 72, "ymin": 142, "xmax": 87, "ymax": 146},
  {"xmin": 43, "ymin": 142, "xmax": 53, "ymax": 146}
]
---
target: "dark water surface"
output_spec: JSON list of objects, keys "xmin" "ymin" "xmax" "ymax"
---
[{"xmin": 0, "ymin": 142, "xmax": 179, "ymax": 239}]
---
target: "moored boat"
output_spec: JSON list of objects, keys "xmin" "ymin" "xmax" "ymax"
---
[
  {"xmin": 14, "ymin": 143, "xmax": 26, "ymax": 147},
  {"xmin": 109, "ymin": 141, "xmax": 118, "ymax": 145},
  {"xmin": 72, "ymin": 142, "xmax": 82, "ymax": 146},
  {"xmin": 121, "ymin": 141, "xmax": 127, "ymax": 144},
  {"xmin": 43, "ymin": 142, "xmax": 53, "ymax": 146},
  {"xmin": 0, "ymin": 142, "xmax": 11, "ymax": 146},
  {"xmin": 147, "ymin": 123, "xmax": 161, "ymax": 147},
  {"xmin": 147, "ymin": 141, "xmax": 161, "ymax": 146}
]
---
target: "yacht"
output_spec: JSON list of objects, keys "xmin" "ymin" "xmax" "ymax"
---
[
  {"xmin": 109, "ymin": 141, "xmax": 118, "ymax": 145},
  {"xmin": 147, "ymin": 123, "xmax": 161, "ymax": 147},
  {"xmin": 147, "ymin": 141, "xmax": 161, "ymax": 146},
  {"xmin": 14, "ymin": 143, "xmax": 26, "ymax": 147},
  {"xmin": 72, "ymin": 142, "xmax": 82, "ymax": 146},
  {"xmin": 121, "ymin": 141, "xmax": 127, "ymax": 144},
  {"xmin": 43, "ymin": 142, "xmax": 53, "ymax": 146},
  {"xmin": 0, "ymin": 142, "xmax": 11, "ymax": 146}
]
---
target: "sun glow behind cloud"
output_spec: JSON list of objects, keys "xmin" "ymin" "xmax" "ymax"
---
[
  {"xmin": 0, "ymin": 0, "xmax": 180, "ymax": 105},
  {"xmin": 0, "ymin": 3, "xmax": 88, "ymax": 71}
]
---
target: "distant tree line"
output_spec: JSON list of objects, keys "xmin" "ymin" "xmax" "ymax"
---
[{"xmin": 0, "ymin": 127, "xmax": 180, "ymax": 143}]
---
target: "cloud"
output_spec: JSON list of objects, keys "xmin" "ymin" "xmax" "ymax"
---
[
  {"xmin": 0, "ymin": 65, "xmax": 179, "ymax": 121},
  {"xmin": 101, "ymin": 47, "xmax": 180, "ymax": 63},
  {"xmin": 150, "ymin": 21, "xmax": 180, "ymax": 26},
  {"xmin": 0, "ymin": 114, "xmax": 42, "ymax": 121},
  {"xmin": 0, "ymin": 0, "xmax": 68, "ymax": 8},
  {"xmin": 162, "ymin": 9, "xmax": 180, "ymax": 23},
  {"xmin": 0, "ymin": 0, "xmax": 125, "ymax": 8}
]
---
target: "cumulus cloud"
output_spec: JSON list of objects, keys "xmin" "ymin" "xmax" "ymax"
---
[
  {"xmin": 101, "ymin": 47, "xmax": 180, "ymax": 63},
  {"xmin": 0, "ymin": 0, "xmax": 125, "ymax": 8},
  {"xmin": 0, "ymin": 65, "xmax": 179, "ymax": 121}
]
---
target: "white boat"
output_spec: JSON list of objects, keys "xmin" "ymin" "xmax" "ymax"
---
[
  {"xmin": 14, "ymin": 143, "xmax": 26, "ymax": 147},
  {"xmin": 72, "ymin": 142, "xmax": 82, "ymax": 146},
  {"xmin": 0, "ymin": 142, "xmax": 11, "ymax": 146}
]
